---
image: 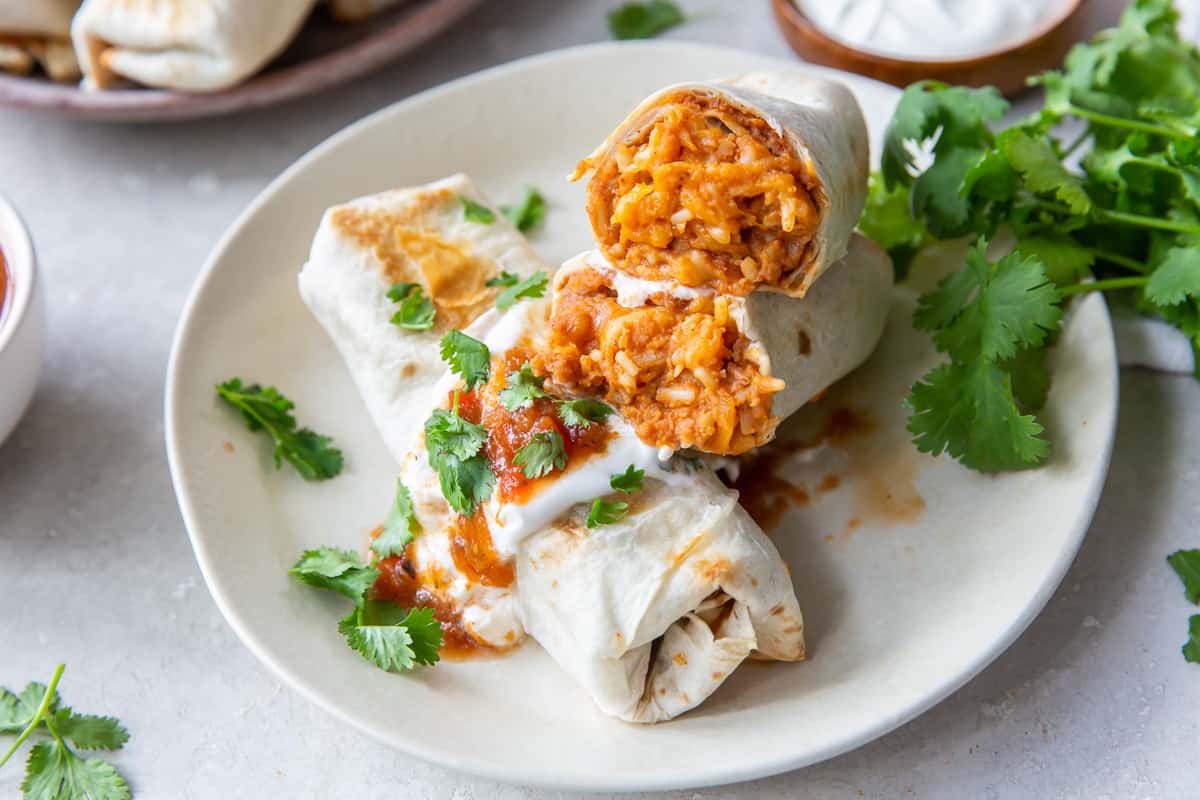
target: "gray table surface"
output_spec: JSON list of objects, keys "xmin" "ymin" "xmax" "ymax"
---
[{"xmin": 1, "ymin": 1, "xmax": 1196, "ymax": 798}]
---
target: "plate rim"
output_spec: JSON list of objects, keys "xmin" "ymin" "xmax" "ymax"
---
[{"xmin": 164, "ymin": 40, "xmax": 1119, "ymax": 791}]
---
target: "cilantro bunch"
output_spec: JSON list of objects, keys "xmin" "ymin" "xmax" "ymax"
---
[
  {"xmin": 863, "ymin": 0, "xmax": 1200, "ymax": 471},
  {"xmin": 1, "ymin": 665, "xmax": 131, "ymax": 800}
]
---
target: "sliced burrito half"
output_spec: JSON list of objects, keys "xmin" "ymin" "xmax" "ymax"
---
[
  {"xmin": 71, "ymin": 0, "xmax": 317, "ymax": 91},
  {"xmin": 299, "ymin": 174, "xmax": 549, "ymax": 460},
  {"xmin": 533, "ymin": 235, "xmax": 892, "ymax": 455},
  {"xmin": 573, "ymin": 70, "xmax": 869, "ymax": 297}
]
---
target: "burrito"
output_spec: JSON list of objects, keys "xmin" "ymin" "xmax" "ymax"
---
[
  {"xmin": 0, "ymin": 0, "xmax": 80, "ymax": 81},
  {"xmin": 572, "ymin": 71, "xmax": 869, "ymax": 297},
  {"xmin": 71, "ymin": 0, "xmax": 317, "ymax": 91},
  {"xmin": 517, "ymin": 472, "xmax": 805, "ymax": 723},
  {"xmin": 378, "ymin": 300, "xmax": 804, "ymax": 722},
  {"xmin": 299, "ymin": 174, "xmax": 548, "ymax": 461},
  {"xmin": 533, "ymin": 234, "xmax": 892, "ymax": 455}
]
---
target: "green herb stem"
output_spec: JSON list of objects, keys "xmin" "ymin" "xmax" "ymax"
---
[
  {"xmin": 1097, "ymin": 208, "xmax": 1200, "ymax": 235},
  {"xmin": 1067, "ymin": 104, "xmax": 1187, "ymax": 139},
  {"xmin": 1059, "ymin": 275, "xmax": 1148, "ymax": 295},
  {"xmin": 0, "ymin": 663, "xmax": 64, "ymax": 768},
  {"xmin": 1090, "ymin": 248, "xmax": 1149, "ymax": 274}
]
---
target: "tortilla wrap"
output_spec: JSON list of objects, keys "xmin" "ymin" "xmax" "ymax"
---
[
  {"xmin": 517, "ymin": 472, "xmax": 804, "ymax": 723},
  {"xmin": 0, "ymin": 0, "xmax": 80, "ymax": 81},
  {"xmin": 299, "ymin": 174, "xmax": 549, "ymax": 461},
  {"xmin": 329, "ymin": 0, "xmax": 407, "ymax": 21},
  {"xmin": 535, "ymin": 234, "xmax": 892, "ymax": 455},
  {"xmin": 574, "ymin": 70, "xmax": 869, "ymax": 298},
  {"xmin": 72, "ymin": 0, "xmax": 316, "ymax": 91}
]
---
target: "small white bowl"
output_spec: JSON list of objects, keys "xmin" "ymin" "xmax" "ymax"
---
[{"xmin": 0, "ymin": 193, "xmax": 45, "ymax": 449}]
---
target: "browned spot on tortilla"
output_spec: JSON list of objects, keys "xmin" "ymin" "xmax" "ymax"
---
[
  {"xmin": 504, "ymin": 630, "xmax": 515, "ymax": 642},
  {"xmin": 551, "ymin": 579, "xmax": 558, "ymax": 589},
  {"xmin": 615, "ymin": 632, "xmax": 624, "ymax": 646},
  {"xmin": 401, "ymin": 363, "xmax": 417, "ymax": 378},
  {"xmin": 330, "ymin": 198, "xmax": 497, "ymax": 331},
  {"xmin": 770, "ymin": 603, "xmax": 785, "ymax": 616},
  {"xmin": 660, "ymin": 687, "xmax": 667, "ymax": 695},
  {"xmin": 222, "ymin": 441, "xmax": 234, "ymax": 453},
  {"xmin": 672, "ymin": 652, "xmax": 688, "ymax": 667},
  {"xmin": 694, "ymin": 558, "xmax": 732, "ymax": 583},
  {"xmin": 711, "ymin": 672, "xmax": 723, "ymax": 680},
  {"xmin": 823, "ymin": 534, "xmax": 834, "ymax": 542},
  {"xmin": 681, "ymin": 692, "xmax": 690, "ymax": 704},
  {"xmin": 796, "ymin": 328, "xmax": 812, "ymax": 356},
  {"xmin": 818, "ymin": 473, "xmax": 840, "ymax": 492}
]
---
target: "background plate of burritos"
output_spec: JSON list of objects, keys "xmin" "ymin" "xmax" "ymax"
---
[
  {"xmin": 165, "ymin": 42, "xmax": 1117, "ymax": 791},
  {"xmin": 0, "ymin": 0, "xmax": 480, "ymax": 122}
]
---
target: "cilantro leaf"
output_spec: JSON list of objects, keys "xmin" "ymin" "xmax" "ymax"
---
[
  {"xmin": 1145, "ymin": 247, "xmax": 1200, "ymax": 306},
  {"xmin": 0, "ymin": 683, "xmax": 58, "ymax": 734},
  {"xmin": 424, "ymin": 404, "xmax": 494, "ymax": 516},
  {"xmin": 501, "ymin": 187, "xmax": 546, "ymax": 232},
  {"xmin": 858, "ymin": 173, "xmax": 929, "ymax": 281},
  {"xmin": 514, "ymin": 430, "xmax": 567, "ymax": 479},
  {"xmin": 496, "ymin": 271, "xmax": 548, "ymax": 312},
  {"xmin": 586, "ymin": 498, "xmax": 629, "ymax": 528},
  {"xmin": 340, "ymin": 606, "xmax": 442, "ymax": 671},
  {"xmin": 1003, "ymin": 346, "xmax": 1052, "ymax": 412},
  {"xmin": 610, "ymin": 465, "xmax": 644, "ymax": 494},
  {"xmin": 289, "ymin": 547, "xmax": 379, "ymax": 604},
  {"xmin": 1184, "ymin": 615, "xmax": 1200, "ymax": 663},
  {"xmin": 608, "ymin": 1, "xmax": 685, "ymax": 40},
  {"xmin": 1000, "ymin": 129, "xmax": 1092, "ymax": 215},
  {"xmin": 499, "ymin": 363, "xmax": 549, "ymax": 410},
  {"xmin": 388, "ymin": 283, "xmax": 436, "ymax": 331},
  {"xmin": 1168, "ymin": 549, "xmax": 1200, "ymax": 604},
  {"xmin": 485, "ymin": 271, "xmax": 520, "ymax": 288},
  {"xmin": 906, "ymin": 360, "xmax": 1050, "ymax": 471},
  {"xmin": 21, "ymin": 742, "xmax": 131, "ymax": 800},
  {"xmin": 557, "ymin": 398, "xmax": 613, "ymax": 428},
  {"xmin": 51, "ymin": 710, "xmax": 129, "ymax": 752},
  {"xmin": 919, "ymin": 242, "xmax": 1063, "ymax": 362},
  {"xmin": 372, "ymin": 479, "xmax": 419, "ymax": 559},
  {"xmin": 1012, "ymin": 236, "xmax": 1096, "ymax": 285},
  {"xmin": 911, "ymin": 145, "xmax": 985, "ymax": 238},
  {"xmin": 458, "ymin": 195, "xmax": 495, "ymax": 224},
  {"xmin": 438, "ymin": 331, "xmax": 490, "ymax": 390},
  {"xmin": 215, "ymin": 378, "xmax": 344, "ymax": 480}
]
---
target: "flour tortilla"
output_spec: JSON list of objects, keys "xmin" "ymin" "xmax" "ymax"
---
[
  {"xmin": 517, "ymin": 473, "xmax": 804, "ymax": 723},
  {"xmin": 578, "ymin": 69, "xmax": 869, "ymax": 297},
  {"xmin": 72, "ymin": 0, "xmax": 316, "ymax": 91},
  {"xmin": 0, "ymin": 0, "xmax": 80, "ymax": 81},
  {"xmin": 299, "ymin": 174, "xmax": 549, "ymax": 461}
]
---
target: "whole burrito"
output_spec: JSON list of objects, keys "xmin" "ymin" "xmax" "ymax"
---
[
  {"xmin": 72, "ymin": 0, "xmax": 316, "ymax": 91},
  {"xmin": 299, "ymin": 174, "xmax": 548, "ymax": 461},
  {"xmin": 534, "ymin": 235, "xmax": 892, "ymax": 455},
  {"xmin": 572, "ymin": 70, "xmax": 869, "ymax": 298},
  {"xmin": 0, "ymin": 0, "xmax": 80, "ymax": 81}
]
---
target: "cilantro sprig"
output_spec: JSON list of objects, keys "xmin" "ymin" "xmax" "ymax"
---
[
  {"xmin": 587, "ymin": 499, "xmax": 629, "ymax": 528},
  {"xmin": 215, "ymin": 378, "xmax": 344, "ymax": 480},
  {"xmin": 291, "ymin": 547, "xmax": 442, "ymax": 671},
  {"xmin": 0, "ymin": 664, "xmax": 131, "ymax": 800},
  {"xmin": 861, "ymin": 0, "xmax": 1200, "ymax": 473},
  {"xmin": 457, "ymin": 195, "xmax": 495, "ymax": 224},
  {"xmin": 514, "ymin": 430, "xmax": 567, "ymax": 479},
  {"xmin": 610, "ymin": 465, "xmax": 644, "ymax": 493},
  {"xmin": 495, "ymin": 271, "xmax": 548, "ymax": 312},
  {"xmin": 439, "ymin": 331, "xmax": 490, "ymax": 390},
  {"xmin": 387, "ymin": 282, "xmax": 436, "ymax": 331},
  {"xmin": 499, "ymin": 363, "xmax": 549, "ymax": 410},
  {"xmin": 424, "ymin": 394, "xmax": 495, "ymax": 516},
  {"xmin": 1168, "ymin": 549, "xmax": 1200, "ymax": 663},
  {"xmin": 557, "ymin": 398, "xmax": 613, "ymax": 428},
  {"xmin": 501, "ymin": 187, "xmax": 546, "ymax": 233},
  {"xmin": 371, "ymin": 479, "xmax": 420, "ymax": 559},
  {"xmin": 608, "ymin": 1, "xmax": 685, "ymax": 39}
]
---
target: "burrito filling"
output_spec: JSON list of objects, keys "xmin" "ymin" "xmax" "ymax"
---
[
  {"xmin": 534, "ymin": 267, "xmax": 785, "ymax": 455},
  {"xmin": 580, "ymin": 91, "xmax": 822, "ymax": 294}
]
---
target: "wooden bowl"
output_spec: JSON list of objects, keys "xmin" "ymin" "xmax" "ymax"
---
[
  {"xmin": 0, "ymin": 0, "xmax": 480, "ymax": 122},
  {"xmin": 771, "ymin": 0, "xmax": 1090, "ymax": 96}
]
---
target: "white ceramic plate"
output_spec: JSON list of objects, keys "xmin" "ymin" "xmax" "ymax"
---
[{"xmin": 165, "ymin": 42, "xmax": 1117, "ymax": 792}]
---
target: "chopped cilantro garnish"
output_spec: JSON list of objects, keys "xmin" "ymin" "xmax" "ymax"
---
[
  {"xmin": 371, "ymin": 479, "xmax": 420, "ymax": 559},
  {"xmin": 457, "ymin": 194, "xmax": 495, "ymax": 224},
  {"xmin": 501, "ymin": 187, "xmax": 546, "ymax": 232},
  {"xmin": 608, "ymin": 1, "xmax": 685, "ymax": 40},
  {"xmin": 495, "ymin": 271, "xmax": 548, "ymax": 311},
  {"xmin": 438, "ymin": 330, "xmax": 490, "ymax": 390},
  {"xmin": 514, "ymin": 430, "xmax": 567, "ymax": 479},
  {"xmin": 610, "ymin": 465, "xmax": 644, "ymax": 494},
  {"xmin": 424, "ymin": 399, "xmax": 494, "ymax": 516},
  {"xmin": 215, "ymin": 378, "xmax": 344, "ymax": 480},
  {"xmin": 485, "ymin": 271, "xmax": 520, "ymax": 288},
  {"xmin": 387, "ymin": 282, "xmax": 436, "ymax": 331},
  {"xmin": 586, "ymin": 498, "xmax": 629, "ymax": 528},
  {"xmin": 499, "ymin": 363, "xmax": 549, "ymax": 410},
  {"xmin": 557, "ymin": 398, "xmax": 613, "ymax": 428}
]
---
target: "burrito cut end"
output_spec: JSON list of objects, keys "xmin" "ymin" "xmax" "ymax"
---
[{"xmin": 581, "ymin": 86, "xmax": 825, "ymax": 296}]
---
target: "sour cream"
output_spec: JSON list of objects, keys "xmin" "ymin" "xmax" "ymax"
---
[{"xmin": 794, "ymin": 0, "xmax": 1073, "ymax": 61}]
